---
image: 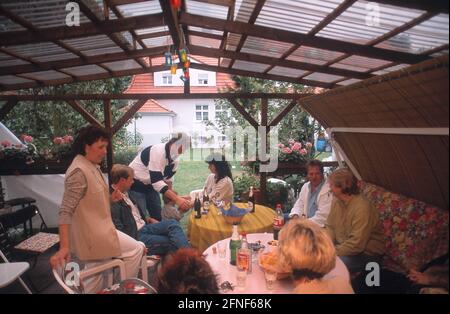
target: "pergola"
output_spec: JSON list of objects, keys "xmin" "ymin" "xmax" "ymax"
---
[{"xmin": 0, "ymin": 0, "xmax": 448, "ymax": 208}]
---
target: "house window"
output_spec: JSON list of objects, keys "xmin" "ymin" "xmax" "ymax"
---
[
  {"xmin": 162, "ymin": 74, "xmax": 172, "ymax": 85},
  {"xmin": 215, "ymin": 104, "xmax": 228, "ymax": 118},
  {"xmin": 195, "ymin": 105, "xmax": 209, "ymax": 121},
  {"xmin": 198, "ymin": 73, "xmax": 209, "ymax": 85}
]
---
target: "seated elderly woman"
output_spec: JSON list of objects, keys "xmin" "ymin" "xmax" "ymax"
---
[
  {"xmin": 156, "ymin": 248, "xmax": 219, "ymax": 294},
  {"xmin": 278, "ymin": 219, "xmax": 354, "ymax": 294}
]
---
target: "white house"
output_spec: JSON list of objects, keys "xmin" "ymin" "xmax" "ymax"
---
[{"xmin": 125, "ymin": 56, "xmax": 236, "ymax": 149}]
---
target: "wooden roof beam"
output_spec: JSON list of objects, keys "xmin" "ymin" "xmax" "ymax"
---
[
  {"xmin": 370, "ymin": 0, "xmax": 448, "ymax": 14},
  {"xmin": 159, "ymin": 0, "xmax": 190, "ymax": 94},
  {"xmin": 189, "ymin": 62, "xmax": 334, "ymax": 89},
  {"xmin": 228, "ymin": 0, "xmax": 266, "ymax": 69},
  {"xmin": 188, "ymin": 45, "xmax": 372, "ymax": 80},
  {"xmin": 0, "ymin": 93, "xmax": 313, "ymax": 101},
  {"xmin": 264, "ymin": 0, "xmax": 357, "ymax": 74},
  {"xmin": 0, "ymin": 13, "xmax": 164, "ymax": 46},
  {"xmin": 75, "ymin": 0, "xmax": 148, "ymax": 69},
  {"xmin": 0, "ymin": 47, "xmax": 167, "ymax": 76},
  {"xmin": 179, "ymin": 12, "xmax": 431, "ymax": 64}
]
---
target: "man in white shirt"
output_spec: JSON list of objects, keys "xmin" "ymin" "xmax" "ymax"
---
[
  {"xmin": 287, "ymin": 160, "xmax": 332, "ymax": 227},
  {"xmin": 128, "ymin": 132, "xmax": 191, "ymax": 221}
]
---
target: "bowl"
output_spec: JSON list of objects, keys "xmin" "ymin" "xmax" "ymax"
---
[{"xmin": 220, "ymin": 203, "xmax": 248, "ymax": 225}]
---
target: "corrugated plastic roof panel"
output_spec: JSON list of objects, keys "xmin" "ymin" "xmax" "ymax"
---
[
  {"xmin": 317, "ymin": 0, "xmax": 425, "ymax": 44},
  {"xmin": 102, "ymin": 60, "xmax": 142, "ymax": 72},
  {"xmin": 286, "ymin": 46, "xmax": 344, "ymax": 65},
  {"xmin": 136, "ymin": 26, "xmax": 168, "ymax": 35},
  {"xmin": 331, "ymin": 55, "xmax": 392, "ymax": 72},
  {"xmin": 233, "ymin": 60, "xmax": 270, "ymax": 73},
  {"xmin": 0, "ymin": 53, "xmax": 29, "ymax": 67},
  {"xmin": 0, "ymin": 75, "xmax": 34, "ymax": 85},
  {"xmin": 189, "ymin": 26, "xmax": 223, "ymax": 36},
  {"xmin": 268, "ymin": 66, "xmax": 307, "ymax": 77},
  {"xmin": 21, "ymin": 70, "xmax": 70, "ymax": 81},
  {"xmin": 142, "ymin": 36, "xmax": 173, "ymax": 48},
  {"xmin": 226, "ymin": 33, "xmax": 243, "ymax": 51},
  {"xmin": 0, "ymin": 16, "xmax": 25, "ymax": 32},
  {"xmin": 241, "ymin": 37, "xmax": 293, "ymax": 58},
  {"xmin": 1, "ymin": 0, "xmax": 92, "ymax": 29},
  {"xmin": 375, "ymin": 14, "xmax": 449, "ymax": 54},
  {"xmin": 256, "ymin": 0, "xmax": 342, "ymax": 34},
  {"xmin": 63, "ymin": 35, "xmax": 121, "ymax": 56},
  {"xmin": 117, "ymin": 0, "xmax": 162, "ymax": 17},
  {"xmin": 190, "ymin": 35, "xmax": 221, "ymax": 49},
  {"xmin": 220, "ymin": 58, "xmax": 232, "ymax": 67},
  {"xmin": 234, "ymin": 0, "xmax": 257, "ymax": 23},
  {"xmin": 372, "ymin": 63, "xmax": 409, "ymax": 75},
  {"xmin": 61, "ymin": 64, "xmax": 108, "ymax": 76},
  {"xmin": 6, "ymin": 42, "xmax": 78, "ymax": 62},
  {"xmin": 303, "ymin": 72, "xmax": 345, "ymax": 82},
  {"xmin": 337, "ymin": 78, "xmax": 362, "ymax": 86},
  {"xmin": 186, "ymin": 0, "xmax": 229, "ymax": 20}
]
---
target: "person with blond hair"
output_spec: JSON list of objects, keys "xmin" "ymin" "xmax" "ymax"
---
[
  {"xmin": 325, "ymin": 168, "xmax": 385, "ymax": 273},
  {"xmin": 278, "ymin": 219, "xmax": 354, "ymax": 294}
]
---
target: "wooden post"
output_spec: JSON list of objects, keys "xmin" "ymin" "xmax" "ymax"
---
[
  {"xmin": 103, "ymin": 99, "xmax": 113, "ymax": 179},
  {"xmin": 260, "ymin": 98, "xmax": 268, "ymax": 204}
]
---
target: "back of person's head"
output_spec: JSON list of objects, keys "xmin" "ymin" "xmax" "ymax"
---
[
  {"xmin": 110, "ymin": 164, "xmax": 133, "ymax": 185},
  {"xmin": 278, "ymin": 219, "xmax": 336, "ymax": 281},
  {"xmin": 329, "ymin": 168, "xmax": 359, "ymax": 195},
  {"xmin": 71, "ymin": 125, "xmax": 109, "ymax": 157},
  {"xmin": 205, "ymin": 153, "xmax": 233, "ymax": 182},
  {"xmin": 156, "ymin": 248, "xmax": 219, "ymax": 294}
]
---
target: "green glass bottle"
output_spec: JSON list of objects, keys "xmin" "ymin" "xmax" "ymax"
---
[{"xmin": 229, "ymin": 223, "xmax": 241, "ymax": 265}]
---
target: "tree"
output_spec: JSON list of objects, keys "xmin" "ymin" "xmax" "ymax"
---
[
  {"xmin": 3, "ymin": 77, "xmax": 142, "ymax": 154},
  {"xmin": 207, "ymin": 76, "xmax": 319, "ymax": 147}
]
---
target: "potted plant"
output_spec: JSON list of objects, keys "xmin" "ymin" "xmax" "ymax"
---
[{"xmin": 233, "ymin": 173, "xmax": 261, "ymax": 203}]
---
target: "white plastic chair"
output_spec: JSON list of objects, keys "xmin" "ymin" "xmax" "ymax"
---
[
  {"xmin": 139, "ymin": 255, "xmax": 160, "ymax": 283},
  {"xmin": 0, "ymin": 248, "xmax": 32, "ymax": 294},
  {"xmin": 52, "ymin": 259, "xmax": 126, "ymax": 294}
]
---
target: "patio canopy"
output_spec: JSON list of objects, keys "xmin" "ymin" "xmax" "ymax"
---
[{"xmin": 0, "ymin": 0, "xmax": 448, "ymax": 91}]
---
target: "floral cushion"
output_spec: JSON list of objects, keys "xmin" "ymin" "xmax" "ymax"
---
[{"xmin": 360, "ymin": 182, "xmax": 449, "ymax": 274}]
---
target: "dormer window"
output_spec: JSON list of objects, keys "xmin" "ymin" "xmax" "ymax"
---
[
  {"xmin": 162, "ymin": 73, "xmax": 172, "ymax": 85},
  {"xmin": 198, "ymin": 73, "xmax": 209, "ymax": 85}
]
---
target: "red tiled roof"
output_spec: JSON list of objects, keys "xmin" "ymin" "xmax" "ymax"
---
[
  {"xmin": 138, "ymin": 99, "xmax": 173, "ymax": 114},
  {"xmin": 124, "ymin": 55, "xmax": 236, "ymax": 95}
]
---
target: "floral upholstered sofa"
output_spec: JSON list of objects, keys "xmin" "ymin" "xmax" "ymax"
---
[{"xmin": 360, "ymin": 182, "xmax": 449, "ymax": 274}]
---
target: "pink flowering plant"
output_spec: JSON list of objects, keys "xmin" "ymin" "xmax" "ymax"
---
[
  {"xmin": 42, "ymin": 135, "xmax": 74, "ymax": 161},
  {"xmin": 0, "ymin": 135, "xmax": 37, "ymax": 164},
  {"xmin": 277, "ymin": 139, "xmax": 314, "ymax": 163}
]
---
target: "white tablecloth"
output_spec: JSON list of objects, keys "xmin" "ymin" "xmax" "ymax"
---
[{"xmin": 204, "ymin": 233, "xmax": 349, "ymax": 294}]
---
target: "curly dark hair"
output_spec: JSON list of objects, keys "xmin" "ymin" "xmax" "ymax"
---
[
  {"xmin": 156, "ymin": 248, "xmax": 219, "ymax": 294},
  {"xmin": 71, "ymin": 125, "xmax": 109, "ymax": 157},
  {"xmin": 205, "ymin": 153, "xmax": 233, "ymax": 183}
]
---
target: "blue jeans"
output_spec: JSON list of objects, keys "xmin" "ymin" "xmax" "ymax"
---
[
  {"xmin": 129, "ymin": 188, "xmax": 162, "ymax": 221},
  {"xmin": 138, "ymin": 219, "xmax": 190, "ymax": 256},
  {"xmin": 340, "ymin": 254, "xmax": 382, "ymax": 274}
]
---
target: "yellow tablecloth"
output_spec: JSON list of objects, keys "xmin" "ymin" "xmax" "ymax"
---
[{"xmin": 187, "ymin": 203, "xmax": 276, "ymax": 252}]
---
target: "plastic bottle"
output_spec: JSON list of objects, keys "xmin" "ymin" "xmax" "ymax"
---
[
  {"xmin": 237, "ymin": 233, "xmax": 252, "ymax": 274},
  {"xmin": 273, "ymin": 203, "xmax": 284, "ymax": 240},
  {"xmin": 229, "ymin": 224, "xmax": 241, "ymax": 265}
]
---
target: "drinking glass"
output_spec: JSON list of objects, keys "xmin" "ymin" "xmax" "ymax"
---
[
  {"xmin": 217, "ymin": 241, "xmax": 226, "ymax": 260},
  {"xmin": 264, "ymin": 269, "xmax": 277, "ymax": 291}
]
